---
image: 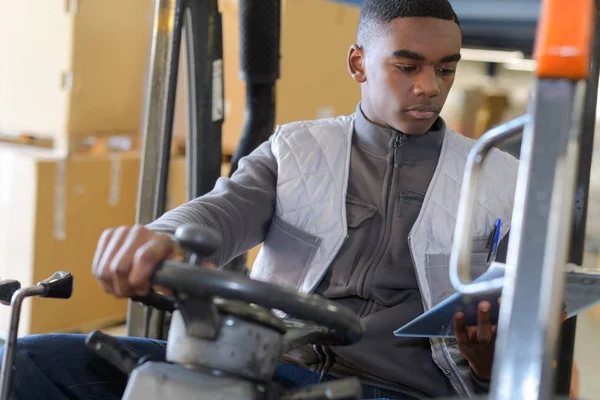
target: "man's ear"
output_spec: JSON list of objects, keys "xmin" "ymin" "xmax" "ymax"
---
[{"xmin": 347, "ymin": 44, "xmax": 366, "ymax": 83}]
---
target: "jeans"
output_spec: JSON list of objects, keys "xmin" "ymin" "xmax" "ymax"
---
[{"xmin": 0, "ymin": 334, "xmax": 416, "ymax": 400}]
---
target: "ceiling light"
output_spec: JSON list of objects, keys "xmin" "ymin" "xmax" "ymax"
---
[{"xmin": 461, "ymin": 48, "xmax": 525, "ymax": 64}]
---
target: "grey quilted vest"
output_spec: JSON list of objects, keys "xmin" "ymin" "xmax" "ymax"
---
[{"xmin": 250, "ymin": 114, "xmax": 519, "ymax": 396}]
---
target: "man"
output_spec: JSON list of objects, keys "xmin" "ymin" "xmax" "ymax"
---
[{"xmin": 0, "ymin": 0, "xmax": 529, "ymax": 399}]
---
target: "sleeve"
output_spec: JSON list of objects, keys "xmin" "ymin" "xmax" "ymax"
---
[
  {"xmin": 470, "ymin": 370, "xmax": 491, "ymax": 393},
  {"xmin": 146, "ymin": 139, "xmax": 278, "ymax": 266}
]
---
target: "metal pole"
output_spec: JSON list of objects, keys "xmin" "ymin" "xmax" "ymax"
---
[
  {"xmin": 555, "ymin": 4, "xmax": 600, "ymax": 395},
  {"xmin": 488, "ymin": 0, "xmax": 594, "ymax": 397},
  {"xmin": 127, "ymin": 0, "xmax": 184, "ymax": 338},
  {"xmin": 183, "ymin": 0, "xmax": 224, "ymax": 200},
  {"xmin": 489, "ymin": 79, "xmax": 583, "ymax": 400},
  {"xmin": 0, "ymin": 287, "xmax": 45, "ymax": 400}
]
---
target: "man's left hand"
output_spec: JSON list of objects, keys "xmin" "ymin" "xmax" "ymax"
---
[
  {"xmin": 454, "ymin": 301, "xmax": 496, "ymax": 380},
  {"xmin": 453, "ymin": 302, "xmax": 580, "ymax": 397}
]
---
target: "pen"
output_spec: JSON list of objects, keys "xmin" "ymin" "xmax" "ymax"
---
[
  {"xmin": 486, "ymin": 218, "xmax": 502, "ymax": 262},
  {"xmin": 492, "ymin": 218, "xmax": 502, "ymax": 257}
]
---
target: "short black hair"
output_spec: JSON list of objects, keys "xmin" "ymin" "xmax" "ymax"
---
[{"xmin": 357, "ymin": 0, "xmax": 460, "ymax": 47}]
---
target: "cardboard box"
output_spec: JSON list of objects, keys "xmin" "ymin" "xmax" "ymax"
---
[
  {"xmin": 0, "ymin": 0, "xmax": 154, "ymax": 149},
  {"xmin": 0, "ymin": 144, "xmax": 260, "ymax": 337},
  {"xmin": 474, "ymin": 90, "xmax": 511, "ymax": 139},
  {"xmin": 1, "ymin": 0, "xmax": 361, "ymax": 156},
  {"xmin": 0, "ymin": 146, "xmax": 144, "ymax": 336}
]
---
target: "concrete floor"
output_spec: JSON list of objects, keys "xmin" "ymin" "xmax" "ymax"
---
[{"xmin": 100, "ymin": 323, "xmax": 127, "ymax": 337}]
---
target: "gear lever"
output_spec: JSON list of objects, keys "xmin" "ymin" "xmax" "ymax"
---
[
  {"xmin": 0, "ymin": 271, "xmax": 74, "ymax": 400},
  {"xmin": 85, "ymin": 330, "xmax": 145, "ymax": 375}
]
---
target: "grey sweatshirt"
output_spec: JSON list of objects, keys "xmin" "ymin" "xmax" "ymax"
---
[
  {"xmin": 147, "ymin": 104, "xmax": 457, "ymax": 397},
  {"xmin": 292, "ymin": 105, "xmax": 456, "ymax": 398}
]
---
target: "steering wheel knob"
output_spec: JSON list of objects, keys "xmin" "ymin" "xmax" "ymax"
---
[{"xmin": 174, "ymin": 224, "xmax": 221, "ymax": 258}]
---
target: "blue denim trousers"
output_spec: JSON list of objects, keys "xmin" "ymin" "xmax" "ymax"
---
[{"xmin": 0, "ymin": 333, "xmax": 417, "ymax": 400}]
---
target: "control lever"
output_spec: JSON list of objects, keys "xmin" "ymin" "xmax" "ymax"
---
[
  {"xmin": 38, "ymin": 271, "xmax": 74, "ymax": 299},
  {"xmin": 0, "ymin": 271, "xmax": 74, "ymax": 400},
  {"xmin": 85, "ymin": 331, "xmax": 143, "ymax": 375},
  {"xmin": 281, "ymin": 377, "xmax": 362, "ymax": 400},
  {"xmin": 0, "ymin": 280, "xmax": 21, "ymax": 306}
]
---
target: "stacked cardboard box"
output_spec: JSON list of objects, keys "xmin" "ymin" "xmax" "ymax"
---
[
  {"xmin": 0, "ymin": 0, "xmax": 154, "ymax": 151},
  {"xmin": 0, "ymin": 0, "xmax": 364, "ymax": 336}
]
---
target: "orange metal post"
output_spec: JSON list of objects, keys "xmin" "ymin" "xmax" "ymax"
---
[{"xmin": 535, "ymin": 0, "xmax": 595, "ymax": 80}]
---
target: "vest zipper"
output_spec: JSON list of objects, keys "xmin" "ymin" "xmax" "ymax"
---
[
  {"xmin": 393, "ymin": 133, "xmax": 403, "ymax": 167},
  {"xmin": 358, "ymin": 133, "xmax": 402, "ymax": 298}
]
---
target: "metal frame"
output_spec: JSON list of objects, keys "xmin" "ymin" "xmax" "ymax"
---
[
  {"xmin": 449, "ymin": 1, "xmax": 597, "ymax": 398},
  {"xmin": 555, "ymin": 6, "xmax": 600, "ymax": 394},
  {"xmin": 449, "ymin": 115, "xmax": 528, "ymax": 295},
  {"xmin": 490, "ymin": 78, "xmax": 583, "ymax": 400},
  {"xmin": 129, "ymin": 0, "xmax": 600, "ymax": 397},
  {"xmin": 127, "ymin": 0, "xmax": 224, "ymax": 338}
]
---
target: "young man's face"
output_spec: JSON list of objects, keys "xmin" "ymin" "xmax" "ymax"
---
[{"xmin": 349, "ymin": 17, "xmax": 462, "ymax": 135}]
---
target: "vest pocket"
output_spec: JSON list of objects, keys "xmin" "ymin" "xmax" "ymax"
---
[
  {"xmin": 398, "ymin": 190, "xmax": 425, "ymax": 217},
  {"xmin": 258, "ymin": 215, "xmax": 322, "ymax": 290},
  {"xmin": 424, "ymin": 236, "xmax": 491, "ymax": 305},
  {"xmin": 328, "ymin": 199, "xmax": 377, "ymax": 287}
]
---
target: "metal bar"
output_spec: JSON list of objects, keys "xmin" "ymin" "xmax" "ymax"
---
[
  {"xmin": 127, "ymin": 0, "xmax": 184, "ymax": 338},
  {"xmin": 448, "ymin": 115, "xmax": 528, "ymax": 295},
  {"xmin": 555, "ymin": 5, "xmax": 600, "ymax": 395},
  {"xmin": 183, "ymin": 0, "xmax": 224, "ymax": 200},
  {"xmin": 0, "ymin": 286, "xmax": 45, "ymax": 400},
  {"xmin": 489, "ymin": 79, "xmax": 583, "ymax": 400}
]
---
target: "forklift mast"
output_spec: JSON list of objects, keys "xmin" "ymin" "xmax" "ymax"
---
[
  {"xmin": 127, "ymin": 0, "xmax": 281, "ymax": 339},
  {"xmin": 128, "ymin": 1, "xmax": 600, "ymax": 399}
]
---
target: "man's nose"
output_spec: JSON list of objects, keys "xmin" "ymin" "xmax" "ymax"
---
[{"xmin": 413, "ymin": 69, "xmax": 440, "ymax": 97}]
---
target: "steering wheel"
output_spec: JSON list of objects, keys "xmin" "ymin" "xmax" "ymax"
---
[{"xmin": 146, "ymin": 223, "xmax": 363, "ymax": 345}]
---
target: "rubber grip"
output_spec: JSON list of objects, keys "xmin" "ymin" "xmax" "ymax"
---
[
  {"xmin": 38, "ymin": 271, "xmax": 74, "ymax": 299},
  {"xmin": 238, "ymin": 0, "xmax": 281, "ymax": 83},
  {"xmin": 0, "ymin": 280, "xmax": 20, "ymax": 306}
]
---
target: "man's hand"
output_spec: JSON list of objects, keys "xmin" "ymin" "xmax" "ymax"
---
[
  {"xmin": 454, "ymin": 301, "xmax": 496, "ymax": 380},
  {"xmin": 92, "ymin": 225, "xmax": 185, "ymax": 298},
  {"xmin": 453, "ymin": 301, "xmax": 580, "ymax": 396}
]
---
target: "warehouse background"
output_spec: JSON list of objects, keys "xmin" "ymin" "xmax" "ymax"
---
[{"xmin": 0, "ymin": 0, "xmax": 599, "ymax": 398}]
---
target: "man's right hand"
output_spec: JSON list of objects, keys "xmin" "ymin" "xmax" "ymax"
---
[{"xmin": 92, "ymin": 225, "xmax": 184, "ymax": 298}]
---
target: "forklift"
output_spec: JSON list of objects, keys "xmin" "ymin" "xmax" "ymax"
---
[{"xmin": 76, "ymin": 0, "xmax": 600, "ymax": 398}]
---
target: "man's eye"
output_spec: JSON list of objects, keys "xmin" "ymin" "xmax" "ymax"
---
[
  {"xmin": 438, "ymin": 67, "xmax": 456, "ymax": 75},
  {"xmin": 397, "ymin": 65, "xmax": 417, "ymax": 73}
]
